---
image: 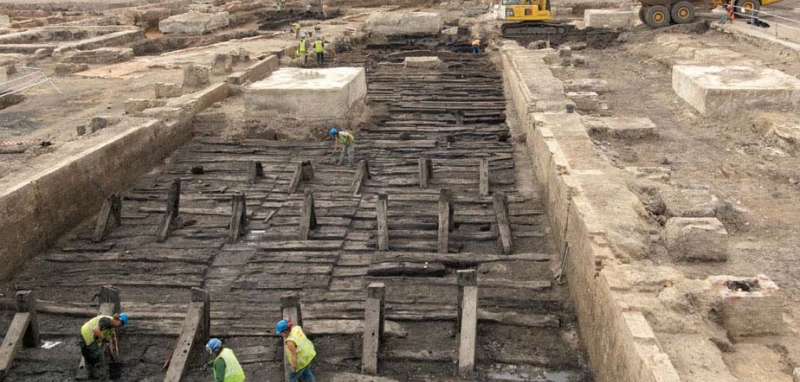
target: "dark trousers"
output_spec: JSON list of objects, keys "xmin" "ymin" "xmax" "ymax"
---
[
  {"xmin": 79, "ymin": 336, "xmax": 103, "ymax": 377},
  {"xmin": 472, "ymin": 46, "xmax": 481, "ymax": 54},
  {"xmin": 316, "ymin": 52, "xmax": 324, "ymax": 65}
]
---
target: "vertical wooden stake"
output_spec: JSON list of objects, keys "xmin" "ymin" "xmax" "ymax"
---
[
  {"xmin": 157, "ymin": 179, "xmax": 181, "ymax": 243},
  {"xmin": 191, "ymin": 288, "xmax": 211, "ymax": 346},
  {"xmin": 298, "ymin": 190, "xmax": 317, "ymax": 240},
  {"xmin": 376, "ymin": 193, "xmax": 389, "ymax": 251},
  {"xmin": 165, "ymin": 288, "xmax": 210, "ymax": 382},
  {"xmin": 301, "ymin": 160, "xmax": 314, "ymax": 181},
  {"xmin": 361, "ymin": 283, "xmax": 386, "ymax": 375},
  {"xmin": 247, "ymin": 161, "xmax": 264, "ymax": 185},
  {"xmin": 493, "ymin": 192, "xmax": 513, "ymax": 254},
  {"xmin": 228, "ymin": 192, "xmax": 247, "ymax": 243},
  {"xmin": 99, "ymin": 285, "xmax": 121, "ymax": 314},
  {"xmin": 281, "ymin": 294, "xmax": 303, "ymax": 382},
  {"xmin": 288, "ymin": 165, "xmax": 303, "ymax": 194},
  {"xmin": 15, "ymin": 291, "xmax": 39, "ymax": 348},
  {"xmin": 438, "ymin": 188, "xmax": 454, "ymax": 254},
  {"xmin": 418, "ymin": 158, "xmax": 432, "ymax": 189},
  {"xmin": 479, "ymin": 158, "xmax": 489, "ymax": 197},
  {"xmin": 350, "ymin": 160, "xmax": 370, "ymax": 195},
  {"xmin": 457, "ymin": 270, "xmax": 478, "ymax": 377},
  {"xmin": 92, "ymin": 194, "xmax": 122, "ymax": 243}
]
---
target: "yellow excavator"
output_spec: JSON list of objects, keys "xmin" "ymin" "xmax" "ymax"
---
[{"xmin": 499, "ymin": 0, "xmax": 570, "ymax": 38}]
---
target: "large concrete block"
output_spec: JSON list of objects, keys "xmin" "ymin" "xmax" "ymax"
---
[
  {"xmin": 673, "ymin": 65, "xmax": 800, "ymax": 115},
  {"xmin": 244, "ymin": 67, "xmax": 366, "ymax": 121},
  {"xmin": 585, "ymin": 116, "xmax": 657, "ymax": 139},
  {"xmin": 404, "ymin": 56, "xmax": 443, "ymax": 69},
  {"xmin": 155, "ymin": 82, "xmax": 182, "ymax": 99},
  {"xmin": 56, "ymin": 47, "xmax": 133, "ymax": 64},
  {"xmin": 567, "ymin": 91, "xmax": 600, "ymax": 112},
  {"xmin": 665, "ymin": 217, "xmax": 728, "ymax": 261},
  {"xmin": 564, "ymin": 78, "xmax": 610, "ymax": 94},
  {"xmin": 159, "ymin": 11, "xmax": 229, "ymax": 34},
  {"xmin": 584, "ymin": 9, "xmax": 637, "ymax": 29},
  {"xmin": 709, "ymin": 275, "xmax": 784, "ymax": 339},
  {"xmin": 364, "ymin": 12, "xmax": 442, "ymax": 36}
]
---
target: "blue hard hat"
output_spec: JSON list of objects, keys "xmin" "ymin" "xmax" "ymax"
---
[
  {"xmin": 329, "ymin": 128, "xmax": 338, "ymax": 137},
  {"xmin": 118, "ymin": 313, "xmax": 128, "ymax": 327},
  {"xmin": 276, "ymin": 320, "xmax": 289, "ymax": 334},
  {"xmin": 206, "ymin": 338, "xmax": 222, "ymax": 354}
]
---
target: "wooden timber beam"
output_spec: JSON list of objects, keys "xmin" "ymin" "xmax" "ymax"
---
[
  {"xmin": 376, "ymin": 193, "xmax": 389, "ymax": 251},
  {"xmin": 457, "ymin": 270, "xmax": 477, "ymax": 377},
  {"xmin": 418, "ymin": 158, "xmax": 432, "ymax": 189},
  {"xmin": 350, "ymin": 160, "xmax": 371, "ymax": 195},
  {"xmin": 298, "ymin": 190, "xmax": 317, "ymax": 240},
  {"xmin": 156, "ymin": 179, "xmax": 181, "ymax": 243},
  {"xmin": 228, "ymin": 192, "xmax": 247, "ymax": 244},
  {"xmin": 164, "ymin": 288, "xmax": 210, "ymax": 382},
  {"xmin": 437, "ymin": 189, "xmax": 454, "ymax": 254},
  {"xmin": 479, "ymin": 158, "xmax": 489, "ymax": 197},
  {"xmin": 247, "ymin": 161, "xmax": 264, "ymax": 185},
  {"xmin": 493, "ymin": 192, "xmax": 513, "ymax": 254},
  {"xmin": 361, "ymin": 283, "xmax": 386, "ymax": 375},
  {"xmin": 0, "ymin": 291, "xmax": 40, "ymax": 381},
  {"xmin": 92, "ymin": 194, "xmax": 121, "ymax": 243}
]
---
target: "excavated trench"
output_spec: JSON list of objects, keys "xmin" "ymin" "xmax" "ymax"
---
[{"xmin": 0, "ymin": 39, "xmax": 592, "ymax": 381}]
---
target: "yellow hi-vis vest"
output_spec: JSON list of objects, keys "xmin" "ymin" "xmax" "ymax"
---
[
  {"xmin": 299, "ymin": 40, "xmax": 307, "ymax": 53},
  {"xmin": 315, "ymin": 40, "xmax": 324, "ymax": 53},
  {"xmin": 472, "ymin": 39, "xmax": 481, "ymax": 47},
  {"xmin": 80, "ymin": 315, "xmax": 114, "ymax": 346},
  {"xmin": 336, "ymin": 131, "xmax": 354, "ymax": 145},
  {"xmin": 284, "ymin": 326, "xmax": 316, "ymax": 371},
  {"xmin": 213, "ymin": 348, "xmax": 245, "ymax": 382}
]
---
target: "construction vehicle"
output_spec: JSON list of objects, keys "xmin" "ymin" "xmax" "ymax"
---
[
  {"xmin": 637, "ymin": 0, "xmax": 781, "ymax": 28},
  {"xmin": 498, "ymin": 0, "xmax": 572, "ymax": 38}
]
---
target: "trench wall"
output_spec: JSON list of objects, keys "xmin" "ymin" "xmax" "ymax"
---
[
  {"xmin": 500, "ymin": 42, "xmax": 681, "ymax": 382},
  {"xmin": 0, "ymin": 83, "xmax": 229, "ymax": 281}
]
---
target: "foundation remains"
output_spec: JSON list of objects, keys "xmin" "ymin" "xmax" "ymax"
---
[
  {"xmin": 364, "ymin": 11, "xmax": 442, "ymax": 36},
  {"xmin": 710, "ymin": 275, "xmax": 784, "ymax": 339},
  {"xmin": 672, "ymin": 65, "xmax": 800, "ymax": 115}
]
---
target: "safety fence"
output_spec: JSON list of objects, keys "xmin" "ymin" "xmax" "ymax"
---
[
  {"xmin": 733, "ymin": 5, "xmax": 800, "ymax": 40},
  {"xmin": 0, "ymin": 67, "xmax": 61, "ymax": 99}
]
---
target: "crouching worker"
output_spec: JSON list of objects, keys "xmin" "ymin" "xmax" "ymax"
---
[
  {"xmin": 277, "ymin": 319, "xmax": 317, "ymax": 382},
  {"xmin": 79, "ymin": 313, "xmax": 128, "ymax": 379},
  {"xmin": 206, "ymin": 338, "xmax": 245, "ymax": 382},
  {"xmin": 329, "ymin": 128, "xmax": 355, "ymax": 166}
]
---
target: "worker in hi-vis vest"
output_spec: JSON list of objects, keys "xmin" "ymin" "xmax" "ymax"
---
[
  {"xmin": 79, "ymin": 313, "xmax": 128, "ymax": 379},
  {"xmin": 277, "ymin": 319, "xmax": 317, "ymax": 382},
  {"xmin": 314, "ymin": 35, "xmax": 325, "ymax": 65},
  {"xmin": 206, "ymin": 338, "xmax": 245, "ymax": 382}
]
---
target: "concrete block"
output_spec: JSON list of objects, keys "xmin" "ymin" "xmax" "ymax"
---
[
  {"xmin": 159, "ymin": 11, "xmax": 229, "ymax": 34},
  {"xmin": 244, "ymin": 55, "xmax": 278, "ymax": 82},
  {"xmin": 403, "ymin": 56, "xmax": 443, "ymax": 69},
  {"xmin": 155, "ymin": 82, "xmax": 182, "ymax": 99},
  {"xmin": 672, "ymin": 65, "xmax": 800, "ymax": 115},
  {"xmin": 211, "ymin": 53, "xmax": 233, "ymax": 75},
  {"xmin": 226, "ymin": 71, "xmax": 247, "ymax": 85},
  {"xmin": 54, "ymin": 63, "xmax": 89, "ymax": 76},
  {"xmin": 183, "ymin": 64, "xmax": 210, "ymax": 88},
  {"xmin": 709, "ymin": 275, "xmax": 784, "ymax": 339},
  {"xmin": 584, "ymin": 9, "xmax": 637, "ymax": 29},
  {"xmin": 0, "ymin": 15, "xmax": 10, "ymax": 28},
  {"xmin": 364, "ymin": 12, "xmax": 442, "ymax": 36},
  {"xmin": 564, "ymin": 78, "xmax": 610, "ymax": 94},
  {"xmin": 567, "ymin": 91, "xmax": 600, "ymax": 112},
  {"xmin": 585, "ymin": 117, "xmax": 657, "ymax": 139},
  {"xmin": 665, "ymin": 217, "xmax": 728, "ymax": 261},
  {"xmin": 244, "ymin": 67, "xmax": 366, "ymax": 121},
  {"xmin": 56, "ymin": 47, "xmax": 134, "ymax": 64}
]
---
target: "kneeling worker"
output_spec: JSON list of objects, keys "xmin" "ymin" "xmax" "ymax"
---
[
  {"xmin": 330, "ymin": 128, "xmax": 355, "ymax": 166},
  {"xmin": 206, "ymin": 338, "xmax": 245, "ymax": 382},
  {"xmin": 79, "ymin": 313, "xmax": 128, "ymax": 379},
  {"xmin": 277, "ymin": 319, "xmax": 316, "ymax": 382}
]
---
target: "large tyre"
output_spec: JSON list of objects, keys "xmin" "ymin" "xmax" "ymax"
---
[
  {"xmin": 735, "ymin": 0, "xmax": 761, "ymax": 17},
  {"xmin": 644, "ymin": 5, "xmax": 671, "ymax": 28},
  {"xmin": 671, "ymin": 1, "xmax": 696, "ymax": 24},
  {"xmin": 638, "ymin": 7, "xmax": 646, "ymax": 23}
]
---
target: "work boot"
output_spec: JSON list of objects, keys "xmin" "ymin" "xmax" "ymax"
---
[{"xmin": 86, "ymin": 365, "xmax": 99, "ymax": 380}]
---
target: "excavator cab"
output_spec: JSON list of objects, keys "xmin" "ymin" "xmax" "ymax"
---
[{"xmin": 499, "ymin": 0, "xmax": 553, "ymax": 21}]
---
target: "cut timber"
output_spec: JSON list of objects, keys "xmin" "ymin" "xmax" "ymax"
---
[
  {"xmin": 374, "ymin": 252, "xmax": 548, "ymax": 268},
  {"xmin": 164, "ymin": 288, "xmax": 210, "ymax": 382},
  {"xmin": 301, "ymin": 160, "xmax": 314, "ymax": 181},
  {"xmin": 458, "ymin": 270, "xmax": 477, "ymax": 376},
  {"xmin": 288, "ymin": 165, "xmax": 302, "ymax": 194},
  {"xmin": 438, "ymin": 188, "xmax": 454, "ymax": 254},
  {"xmin": 247, "ymin": 161, "xmax": 264, "ymax": 185},
  {"xmin": 350, "ymin": 160, "xmax": 371, "ymax": 195},
  {"xmin": 0, "ymin": 313, "xmax": 32, "ymax": 380},
  {"xmin": 479, "ymin": 158, "xmax": 489, "ymax": 197},
  {"xmin": 98, "ymin": 286, "xmax": 121, "ymax": 314},
  {"xmin": 418, "ymin": 157, "xmax": 432, "ymax": 189},
  {"xmin": 493, "ymin": 192, "xmax": 513, "ymax": 254},
  {"xmin": 92, "ymin": 194, "xmax": 121, "ymax": 243},
  {"xmin": 384, "ymin": 349, "xmax": 455, "ymax": 362},
  {"xmin": 367, "ymin": 262, "xmax": 446, "ymax": 277},
  {"xmin": 298, "ymin": 190, "xmax": 318, "ymax": 240},
  {"xmin": 362, "ymin": 283, "xmax": 385, "ymax": 375},
  {"xmin": 228, "ymin": 192, "xmax": 247, "ymax": 244},
  {"xmin": 156, "ymin": 179, "xmax": 181, "ymax": 243},
  {"xmin": 478, "ymin": 310, "xmax": 559, "ymax": 328},
  {"xmin": 376, "ymin": 193, "xmax": 389, "ymax": 251},
  {"xmin": 303, "ymin": 320, "xmax": 406, "ymax": 338}
]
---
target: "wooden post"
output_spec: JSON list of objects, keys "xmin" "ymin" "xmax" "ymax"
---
[
  {"xmin": 157, "ymin": 179, "xmax": 181, "ymax": 243},
  {"xmin": 350, "ymin": 160, "xmax": 370, "ymax": 195},
  {"xmin": 281, "ymin": 294, "xmax": 303, "ymax": 382},
  {"xmin": 301, "ymin": 160, "xmax": 314, "ymax": 181},
  {"xmin": 93, "ymin": 194, "xmax": 121, "ymax": 243},
  {"xmin": 164, "ymin": 288, "xmax": 210, "ymax": 382},
  {"xmin": 15, "ymin": 291, "xmax": 39, "ymax": 348},
  {"xmin": 99, "ymin": 286, "xmax": 121, "ymax": 314},
  {"xmin": 0, "ymin": 311, "xmax": 32, "ymax": 380},
  {"xmin": 247, "ymin": 161, "xmax": 264, "ymax": 185},
  {"xmin": 493, "ymin": 192, "xmax": 513, "ymax": 254},
  {"xmin": 288, "ymin": 165, "xmax": 303, "ymax": 194},
  {"xmin": 457, "ymin": 270, "xmax": 478, "ymax": 377},
  {"xmin": 361, "ymin": 283, "xmax": 386, "ymax": 375},
  {"xmin": 228, "ymin": 192, "xmax": 247, "ymax": 244},
  {"xmin": 376, "ymin": 193, "xmax": 389, "ymax": 251},
  {"xmin": 437, "ymin": 189, "xmax": 454, "ymax": 254},
  {"xmin": 479, "ymin": 158, "xmax": 489, "ymax": 197},
  {"xmin": 298, "ymin": 190, "xmax": 317, "ymax": 240},
  {"xmin": 418, "ymin": 158, "xmax": 432, "ymax": 189}
]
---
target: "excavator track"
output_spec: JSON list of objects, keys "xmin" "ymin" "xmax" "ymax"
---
[{"xmin": 501, "ymin": 21, "xmax": 572, "ymax": 38}]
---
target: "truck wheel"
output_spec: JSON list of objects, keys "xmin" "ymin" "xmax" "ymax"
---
[
  {"xmin": 671, "ymin": 1, "xmax": 696, "ymax": 24},
  {"xmin": 645, "ymin": 5, "xmax": 671, "ymax": 28},
  {"xmin": 638, "ymin": 7, "xmax": 646, "ymax": 23},
  {"xmin": 735, "ymin": 0, "xmax": 761, "ymax": 16}
]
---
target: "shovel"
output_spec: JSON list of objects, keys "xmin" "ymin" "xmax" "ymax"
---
[{"xmin": 107, "ymin": 331, "xmax": 123, "ymax": 380}]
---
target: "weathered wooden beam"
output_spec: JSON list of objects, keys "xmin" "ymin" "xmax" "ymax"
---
[
  {"xmin": 228, "ymin": 192, "xmax": 247, "ymax": 244},
  {"xmin": 157, "ymin": 179, "xmax": 181, "ymax": 243},
  {"xmin": 0, "ymin": 312, "xmax": 31, "ymax": 380},
  {"xmin": 164, "ymin": 288, "xmax": 210, "ymax": 382},
  {"xmin": 298, "ymin": 190, "xmax": 317, "ymax": 240},
  {"xmin": 418, "ymin": 158, "xmax": 432, "ymax": 189},
  {"xmin": 247, "ymin": 161, "xmax": 264, "ymax": 185},
  {"xmin": 493, "ymin": 193, "xmax": 513, "ymax": 254},
  {"xmin": 281, "ymin": 294, "xmax": 303, "ymax": 382},
  {"xmin": 16, "ymin": 291, "xmax": 39, "ymax": 348},
  {"xmin": 288, "ymin": 165, "xmax": 302, "ymax": 194},
  {"xmin": 99, "ymin": 286, "xmax": 121, "ymax": 314},
  {"xmin": 479, "ymin": 158, "xmax": 489, "ymax": 197},
  {"xmin": 457, "ymin": 270, "xmax": 477, "ymax": 377},
  {"xmin": 301, "ymin": 160, "xmax": 314, "ymax": 181},
  {"xmin": 373, "ymin": 252, "xmax": 549, "ymax": 268},
  {"xmin": 350, "ymin": 160, "xmax": 370, "ymax": 195},
  {"xmin": 367, "ymin": 262, "xmax": 446, "ymax": 277},
  {"xmin": 92, "ymin": 194, "xmax": 122, "ymax": 243},
  {"xmin": 361, "ymin": 283, "xmax": 385, "ymax": 375},
  {"xmin": 376, "ymin": 193, "xmax": 389, "ymax": 251},
  {"xmin": 437, "ymin": 188, "xmax": 454, "ymax": 254}
]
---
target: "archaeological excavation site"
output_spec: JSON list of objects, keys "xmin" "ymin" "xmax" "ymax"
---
[{"xmin": 1, "ymin": 0, "xmax": 800, "ymax": 380}]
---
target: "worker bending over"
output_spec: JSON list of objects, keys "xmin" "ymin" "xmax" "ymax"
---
[
  {"xmin": 472, "ymin": 37, "xmax": 483, "ymax": 54},
  {"xmin": 292, "ymin": 22, "xmax": 302, "ymax": 39},
  {"xmin": 330, "ymin": 128, "xmax": 355, "ymax": 166},
  {"xmin": 315, "ymin": 35, "xmax": 325, "ymax": 65},
  {"xmin": 277, "ymin": 319, "xmax": 317, "ymax": 382},
  {"xmin": 79, "ymin": 313, "xmax": 128, "ymax": 379},
  {"xmin": 206, "ymin": 338, "xmax": 245, "ymax": 382}
]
